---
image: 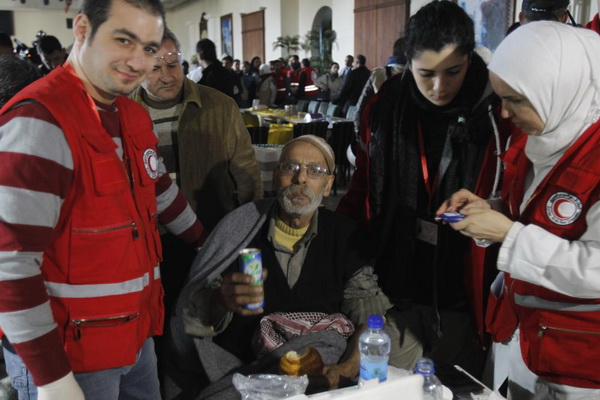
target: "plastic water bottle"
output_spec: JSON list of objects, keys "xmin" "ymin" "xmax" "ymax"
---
[
  {"xmin": 414, "ymin": 358, "xmax": 443, "ymax": 400},
  {"xmin": 358, "ymin": 314, "xmax": 391, "ymax": 385}
]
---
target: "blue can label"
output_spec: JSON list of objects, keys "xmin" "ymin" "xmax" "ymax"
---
[
  {"xmin": 238, "ymin": 248, "xmax": 263, "ymax": 310},
  {"xmin": 359, "ymin": 359, "xmax": 388, "ymax": 382}
]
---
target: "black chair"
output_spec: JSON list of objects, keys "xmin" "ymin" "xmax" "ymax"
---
[
  {"xmin": 247, "ymin": 126, "xmax": 270, "ymax": 144},
  {"xmin": 327, "ymin": 121, "xmax": 355, "ymax": 195},
  {"xmin": 292, "ymin": 121, "xmax": 329, "ymax": 139}
]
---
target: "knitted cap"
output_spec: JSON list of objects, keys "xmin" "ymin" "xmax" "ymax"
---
[{"xmin": 282, "ymin": 135, "xmax": 335, "ymax": 173}]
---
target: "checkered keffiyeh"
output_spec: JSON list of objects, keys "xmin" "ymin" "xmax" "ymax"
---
[{"xmin": 252, "ymin": 312, "xmax": 355, "ymax": 358}]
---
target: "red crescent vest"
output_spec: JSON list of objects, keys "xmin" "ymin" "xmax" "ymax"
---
[
  {"xmin": 2, "ymin": 65, "xmax": 164, "ymax": 372},
  {"xmin": 299, "ymin": 67, "xmax": 319, "ymax": 97},
  {"xmin": 488, "ymin": 120, "xmax": 600, "ymax": 388}
]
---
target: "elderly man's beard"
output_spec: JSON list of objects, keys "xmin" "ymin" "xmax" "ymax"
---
[{"xmin": 278, "ymin": 184, "xmax": 325, "ymax": 217}]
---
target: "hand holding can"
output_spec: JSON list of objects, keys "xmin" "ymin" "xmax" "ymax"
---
[{"xmin": 238, "ymin": 248, "xmax": 264, "ymax": 310}]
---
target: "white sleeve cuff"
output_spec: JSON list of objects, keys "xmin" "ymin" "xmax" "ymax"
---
[
  {"xmin": 497, "ymin": 221, "xmax": 525, "ymax": 271},
  {"xmin": 37, "ymin": 372, "xmax": 84, "ymax": 400}
]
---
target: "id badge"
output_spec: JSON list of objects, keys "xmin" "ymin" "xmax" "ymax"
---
[{"xmin": 416, "ymin": 218, "xmax": 438, "ymax": 246}]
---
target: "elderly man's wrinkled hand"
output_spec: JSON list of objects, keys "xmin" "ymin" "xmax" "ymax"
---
[
  {"xmin": 322, "ymin": 360, "xmax": 359, "ymax": 390},
  {"xmin": 217, "ymin": 270, "xmax": 268, "ymax": 316},
  {"xmin": 449, "ymin": 207, "xmax": 513, "ymax": 243}
]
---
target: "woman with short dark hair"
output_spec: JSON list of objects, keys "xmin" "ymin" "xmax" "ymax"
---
[{"xmin": 339, "ymin": 0, "xmax": 514, "ymax": 377}]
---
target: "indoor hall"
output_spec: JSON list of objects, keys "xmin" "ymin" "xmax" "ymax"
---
[{"xmin": 1, "ymin": 0, "xmax": 599, "ymax": 399}]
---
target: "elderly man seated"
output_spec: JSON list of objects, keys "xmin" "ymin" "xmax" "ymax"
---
[{"xmin": 168, "ymin": 135, "xmax": 397, "ymax": 399}]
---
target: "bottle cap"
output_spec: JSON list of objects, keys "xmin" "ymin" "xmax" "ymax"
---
[
  {"xmin": 367, "ymin": 314, "xmax": 384, "ymax": 329},
  {"xmin": 415, "ymin": 358, "xmax": 436, "ymax": 375}
]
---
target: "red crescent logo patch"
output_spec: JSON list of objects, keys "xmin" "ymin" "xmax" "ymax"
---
[
  {"xmin": 546, "ymin": 192, "xmax": 582, "ymax": 225},
  {"xmin": 143, "ymin": 149, "xmax": 159, "ymax": 180}
]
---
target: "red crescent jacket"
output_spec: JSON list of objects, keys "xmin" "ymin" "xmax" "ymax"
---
[
  {"xmin": 585, "ymin": 13, "xmax": 600, "ymax": 34},
  {"xmin": 2, "ymin": 66, "xmax": 164, "ymax": 373},
  {"xmin": 299, "ymin": 67, "xmax": 319, "ymax": 97},
  {"xmin": 488, "ymin": 120, "xmax": 600, "ymax": 388}
]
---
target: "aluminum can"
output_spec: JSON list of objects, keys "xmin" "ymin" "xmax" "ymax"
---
[{"xmin": 238, "ymin": 248, "xmax": 264, "ymax": 310}]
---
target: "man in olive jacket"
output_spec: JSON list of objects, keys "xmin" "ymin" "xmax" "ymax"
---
[{"xmin": 132, "ymin": 29, "xmax": 263, "ymax": 316}]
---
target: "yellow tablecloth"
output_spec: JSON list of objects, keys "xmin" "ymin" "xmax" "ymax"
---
[{"xmin": 267, "ymin": 123, "xmax": 294, "ymax": 144}]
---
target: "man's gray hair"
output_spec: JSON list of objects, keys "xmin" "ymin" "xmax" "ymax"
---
[{"xmin": 163, "ymin": 27, "xmax": 181, "ymax": 51}]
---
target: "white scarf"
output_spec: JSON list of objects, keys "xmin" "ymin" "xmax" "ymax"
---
[{"xmin": 489, "ymin": 22, "xmax": 600, "ymax": 169}]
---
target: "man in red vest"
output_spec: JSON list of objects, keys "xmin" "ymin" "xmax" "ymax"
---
[
  {"xmin": 297, "ymin": 58, "xmax": 319, "ymax": 101},
  {"xmin": 0, "ymin": 0, "xmax": 206, "ymax": 399}
]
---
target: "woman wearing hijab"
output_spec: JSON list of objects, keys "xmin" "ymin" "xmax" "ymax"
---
[
  {"xmin": 338, "ymin": 0, "xmax": 514, "ymax": 376},
  {"xmin": 439, "ymin": 21, "xmax": 600, "ymax": 399}
]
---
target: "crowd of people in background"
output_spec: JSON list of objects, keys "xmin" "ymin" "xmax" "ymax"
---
[{"xmin": 1, "ymin": 0, "xmax": 600, "ymax": 399}]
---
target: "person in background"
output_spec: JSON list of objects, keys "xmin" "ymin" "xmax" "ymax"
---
[
  {"xmin": 339, "ymin": 54, "xmax": 354, "ymax": 81},
  {"xmin": 222, "ymin": 55, "xmax": 244, "ymax": 106},
  {"xmin": 0, "ymin": 54, "xmax": 42, "ymax": 107},
  {"xmin": 286, "ymin": 54, "xmax": 301, "ymax": 99},
  {"xmin": 585, "ymin": 0, "xmax": 600, "ymax": 32},
  {"xmin": 271, "ymin": 58, "xmax": 287, "ymax": 105},
  {"xmin": 133, "ymin": 29, "xmax": 262, "ymax": 315},
  {"xmin": 508, "ymin": 0, "xmax": 575, "ymax": 34},
  {"xmin": 0, "ymin": 32, "xmax": 13, "ymax": 55},
  {"xmin": 296, "ymin": 58, "xmax": 319, "ymax": 101},
  {"xmin": 315, "ymin": 62, "xmax": 343, "ymax": 103},
  {"xmin": 181, "ymin": 59, "xmax": 189, "ymax": 76},
  {"xmin": 352, "ymin": 37, "xmax": 407, "ymax": 135},
  {"xmin": 35, "ymin": 35, "xmax": 67, "ymax": 74},
  {"xmin": 250, "ymin": 56, "xmax": 261, "ymax": 75},
  {"xmin": 186, "ymin": 56, "xmax": 203, "ymax": 83},
  {"xmin": 335, "ymin": 54, "xmax": 370, "ymax": 115},
  {"xmin": 255, "ymin": 63, "xmax": 276, "ymax": 106},
  {"xmin": 197, "ymin": 38, "xmax": 234, "ymax": 98},
  {"xmin": 338, "ymin": 0, "xmax": 513, "ymax": 380},
  {"xmin": 0, "ymin": 0, "xmax": 207, "ymax": 399},
  {"xmin": 439, "ymin": 21, "xmax": 600, "ymax": 400},
  {"xmin": 232, "ymin": 58, "xmax": 241, "ymax": 75},
  {"xmin": 240, "ymin": 60, "xmax": 257, "ymax": 107},
  {"xmin": 520, "ymin": 0, "xmax": 573, "ymax": 24},
  {"xmin": 169, "ymin": 135, "xmax": 393, "ymax": 398}
]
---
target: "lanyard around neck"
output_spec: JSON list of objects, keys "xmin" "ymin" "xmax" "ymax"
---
[{"xmin": 417, "ymin": 120, "xmax": 453, "ymax": 210}]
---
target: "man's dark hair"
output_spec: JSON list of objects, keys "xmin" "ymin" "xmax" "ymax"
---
[
  {"xmin": 196, "ymin": 38, "xmax": 217, "ymax": 62},
  {"xmin": 80, "ymin": 0, "xmax": 165, "ymax": 41},
  {"xmin": 521, "ymin": 0, "xmax": 571, "ymax": 23},
  {"xmin": 0, "ymin": 55, "xmax": 42, "ymax": 108},
  {"xmin": 522, "ymin": 8, "xmax": 568, "ymax": 22},
  {"xmin": 36, "ymin": 35, "xmax": 62, "ymax": 55},
  {"xmin": 301, "ymin": 58, "xmax": 310, "ymax": 67},
  {"xmin": 355, "ymin": 54, "xmax": 366, "ymax": 66},
  {"xmin": 222, "ymin": 55, "xmax": 233, "ymax": 63},
  {"xmin": 404, "ymin": 0, "xmax": 475, "ymax": 61},
  {"xmin": 289, "ymin": 55, "xmax": 299, "ymax": 62},
  {"xmin": 0, "ymin": 32, "xmax": 12, "ymax": 49}
]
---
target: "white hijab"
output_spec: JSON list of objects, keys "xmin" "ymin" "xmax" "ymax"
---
[{"xmin": 489, "ymin": 22, "xmax": 600, "ymax": 169}]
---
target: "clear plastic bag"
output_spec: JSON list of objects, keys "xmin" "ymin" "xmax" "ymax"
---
[{"xmin": 232, "ymin": 373, "xmax": 309, "ymax": 400}]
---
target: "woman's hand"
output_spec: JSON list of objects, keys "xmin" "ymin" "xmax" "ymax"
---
[
  {"xmin": 436, "ymin": 188, "xmax": 490, "ymax": 216},
  {"xmin": 450, "ymin": 207, "xmax": 514, "ymax": 243}
]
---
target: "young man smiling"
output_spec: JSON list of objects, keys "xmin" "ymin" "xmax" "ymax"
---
[{"xmin": 0, "ymin": 1, "xmax": 205, "ymax": 399}]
